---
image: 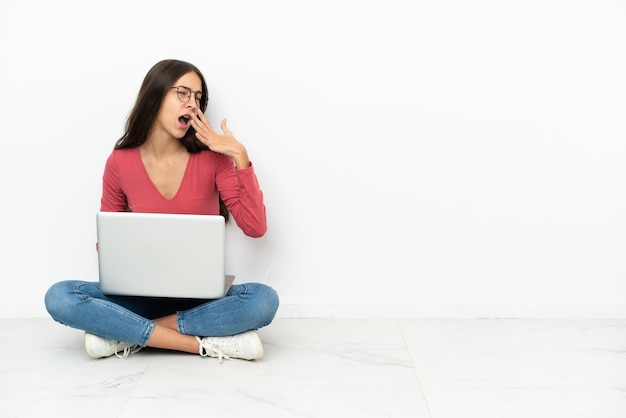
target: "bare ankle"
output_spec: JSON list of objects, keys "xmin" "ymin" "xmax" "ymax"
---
[{"xmin": 152, "ymin": 314, "xmax": 178, "ymax": 331}]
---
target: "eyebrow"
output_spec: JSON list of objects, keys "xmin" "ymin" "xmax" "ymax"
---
[{"xmin": 178, "ymin": 85, "xmax": 203, "ymax": 94}]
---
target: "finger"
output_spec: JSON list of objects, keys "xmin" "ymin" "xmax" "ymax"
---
[
  {"xmin": 191, "ymin": 113, "xmax": 214, "ymax": 133},
  {"xmin": 194, "ymin": 111, "xmax": 215, "ymax": 133},
  {"xmin": 221, "ymin": 118, "xmax": 230, "ymax": 134}
]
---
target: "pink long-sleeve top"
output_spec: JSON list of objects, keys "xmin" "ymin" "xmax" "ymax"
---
[{"xmin": 100, "ymin": 147, "xmax": 267, "ymax": 238}]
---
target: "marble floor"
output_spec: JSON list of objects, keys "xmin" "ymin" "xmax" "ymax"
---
[{"xmin": 0, "ymin": 317, "xmax": 625, "ymax": 417}]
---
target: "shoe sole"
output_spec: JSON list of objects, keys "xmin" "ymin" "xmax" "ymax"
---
[
  {"xmin": 84, "ymin": 332, "xmax": 103, "ymax": 359},
  {"xmin": 243, "ymin": 331, "xmax": 264, "ymax": 360}
]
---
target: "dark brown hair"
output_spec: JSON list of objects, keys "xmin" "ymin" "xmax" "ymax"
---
[{"xmin": 116, "ymin": 59, "xmax": 229, "ymax": 220}]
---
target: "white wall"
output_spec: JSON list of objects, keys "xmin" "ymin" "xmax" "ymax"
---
[{"xmin": 1, "ymin": 0, "xmax": 625, "ymax": 318}]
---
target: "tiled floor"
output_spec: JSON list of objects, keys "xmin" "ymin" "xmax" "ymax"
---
[{"xmin": 1, "ymin": 317, "xmax": 625, "ymax": 417}]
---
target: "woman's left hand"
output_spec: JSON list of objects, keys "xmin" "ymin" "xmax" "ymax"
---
[{"xmin": 191, "ymin": 112, "xmax": 250, "ymax": 168}]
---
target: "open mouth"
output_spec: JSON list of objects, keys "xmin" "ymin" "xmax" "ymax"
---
[{"xmin": 178, "ymin": 115, "xmax": 191, "ymax": 128}]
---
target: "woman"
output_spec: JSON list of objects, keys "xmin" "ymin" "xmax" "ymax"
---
[{"xmin": 45, "ymin": 59, "xmax": 279, "ymax": 361}]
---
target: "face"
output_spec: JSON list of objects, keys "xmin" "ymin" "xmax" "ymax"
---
[{"xmin": 153, "ymin": 71, "xmax": 204, "ymax": 140}]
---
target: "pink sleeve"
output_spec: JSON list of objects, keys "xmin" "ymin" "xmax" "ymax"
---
[
  {"xmin": 100, "ymin": 152, "xmax": 128, "ymax": 212},
  {"xmin": 215, "ymin": 155, "xmax": 267, "ymax": 238}
]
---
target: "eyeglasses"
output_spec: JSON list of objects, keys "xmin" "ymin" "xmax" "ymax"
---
[{"xmin": 170, "ymin": 86, "xmax": 208, "ymax": 108}]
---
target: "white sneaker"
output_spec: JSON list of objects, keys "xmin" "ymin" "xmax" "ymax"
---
[
  {"xmin": 84, "ymin": 332, "xmax": 141, "ymax": 359},
  {"xmin": 196, "ymin": 330, "xmax": 264, "ymax": 363}
]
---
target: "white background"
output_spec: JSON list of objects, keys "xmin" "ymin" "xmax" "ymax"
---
[{"xmin": 1, "ymin": 0, "xmax": 624, "ymax": 318}]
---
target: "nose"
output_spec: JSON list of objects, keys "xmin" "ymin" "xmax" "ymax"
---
[{"xmin": 186, "ymin": 97, "xmax": 199, "ymax": 111}]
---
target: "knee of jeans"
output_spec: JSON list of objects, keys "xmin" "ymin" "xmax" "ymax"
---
[
  {"xmin": 253, "ymin": 283, "xmax": 279, "ymax": 324},
  {"xmin": 44, "ymin": 281, "xmax": 76, "ymax": 323}
]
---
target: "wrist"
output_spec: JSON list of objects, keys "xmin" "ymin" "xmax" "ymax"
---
[{"xmin": 231, "ymin": 146, "xmax": 250, "ymax": 169}]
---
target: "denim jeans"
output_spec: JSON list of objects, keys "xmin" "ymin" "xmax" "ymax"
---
[{"xmin": 44, "ymin": 281, "xmax": 279, "ymax": 347}]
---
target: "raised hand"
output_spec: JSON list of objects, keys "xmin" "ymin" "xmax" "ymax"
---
[{"xmin": 191, "ymin": 112, "xmax": 250, "ymax": 168}]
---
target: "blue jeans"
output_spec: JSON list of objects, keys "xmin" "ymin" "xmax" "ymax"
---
[{"xmin": 44, "ymin": 281, "xmax": 279, "ymax": 347}]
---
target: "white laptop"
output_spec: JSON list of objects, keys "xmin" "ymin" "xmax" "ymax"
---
[{"xmin": 96, "ymin": 212, "xmax": 233, "ymax": 299}]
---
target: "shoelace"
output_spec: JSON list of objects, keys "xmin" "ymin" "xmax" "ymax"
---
[
  {"xmin": 197, "ymin": 337, "xmax": 236, "ymax": 363},
  {"xmin": 114, "ymin": 343, "xmax": 141, "ymax": 359}
]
